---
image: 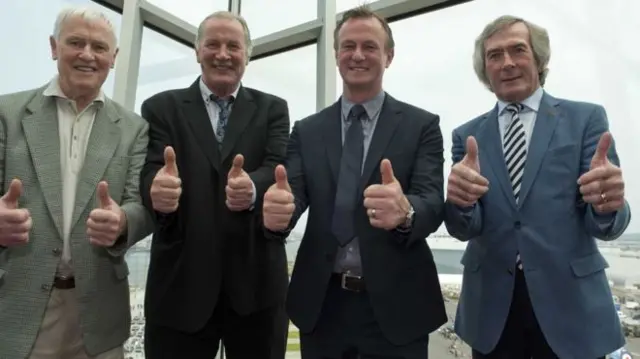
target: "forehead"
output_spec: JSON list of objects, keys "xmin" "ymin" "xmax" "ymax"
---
[
  {"xmin": 202, "ymin": 18, "xmax": 245, "ymax": 40},
  {"xmin": 484, "ymin": 22, "xmax": 531, "ymax": 52},
  {"xmin": 338, "ymin": 17, "xmax": 386, "ymax": 43}
]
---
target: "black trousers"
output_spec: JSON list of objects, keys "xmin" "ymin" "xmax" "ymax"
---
[
  {"xmin": 300, "ymin": 276, "xmax": 430, "ymax": 359},
  {"xmin": 144, "ymin": 292, "xmax": 287, "ymax": 359},
  {"xmin": 472, "ymin": 270, "xmax": 605, "ymax": 359}
]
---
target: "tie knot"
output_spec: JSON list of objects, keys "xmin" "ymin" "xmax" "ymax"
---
[
  {"xmin": 210, "ymin": 94, "xmax": 234, "ymax": 109},
  {"xmin": 349, "ymin": 104, "xmax": 367, "ymax": 121},
  {"xmin": 505, "ymin": 103, "xmax": 524, "ymax": 115}
]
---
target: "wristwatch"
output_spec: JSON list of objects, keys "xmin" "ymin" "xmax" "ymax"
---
[{"xmin": 398, "ymin": 204, "xmax": 415, "ymax": 230}]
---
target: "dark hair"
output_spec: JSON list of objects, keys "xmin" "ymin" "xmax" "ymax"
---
[{"xmin": 333, "ymin": 5, "xmax": 395, "ymax": 50}]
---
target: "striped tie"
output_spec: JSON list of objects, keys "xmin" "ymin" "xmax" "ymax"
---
[
  {"xmin": 503, "ymin": 103, "xmax": 527, "ymax": 202},
  {"xmin": 503, "ymin": 103, "xmax": 526, "ymax": 269}
]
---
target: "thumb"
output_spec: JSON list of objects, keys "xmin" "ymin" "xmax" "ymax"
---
[
  {"xmin": 592, "ymin": 132, "xmax": 612, "ymax": 166},
  {"xmin": 380, "ymin": 159, "xmax": 396, "ymax": 185},
  {"xmin": 463, "ymin": 136, "xmax": 479, "ymax": 166},
  {"xmin": 274, "ymin": 165, "xmax": 290, "ymax": 191},
  {"xmin": 2, "ymin": 179, "xmax": 22, "ymax": 208},
  {"xmin": 97, "ymin": 181, "xmax": 111, "ymax": 209},
  {"xmin": 164, "ymin": 146, "xmax": 178, "ymax": 176},
  {"xmin": 229, "ymin": 154, "xmax": 245, "ymax": 178}
]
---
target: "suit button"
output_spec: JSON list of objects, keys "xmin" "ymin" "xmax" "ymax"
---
[
  {"xmin": 52, "ymin": 248, "xmax": 62, "ymax": 256},
  {"xmin": 41, "ymin": 284, "xmax": 51, "ymax": 291},
  {"xmin": 514, "ymin": 221, "xmax": 521, "ymax": 229}
]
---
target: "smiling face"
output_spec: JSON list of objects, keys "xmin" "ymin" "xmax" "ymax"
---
[
  {"xmin": 336, "ymin": 16, "xmax": 393, "ymax": 98},
  {"xmin": 483, "ymin": 22, "xmax": 540, "ymax": 103},
  {"xmin": 196, "ymin": 17, "xmax": 247, "ymax": 97},
  {"xmin": 49, "ymin": 15, "xmax": 117, "ymax": 102}
]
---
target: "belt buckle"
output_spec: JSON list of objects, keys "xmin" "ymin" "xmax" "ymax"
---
[{"xmin": 341, "ymin": 273, "xmax": 361, "ymax": 292}]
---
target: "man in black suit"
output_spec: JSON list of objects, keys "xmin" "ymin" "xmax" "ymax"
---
[
  {"xmin": 262, "ymin": 5, "xmax": 447, "ymax": 359},
  {"xmin": 139, "ymin": 11, "xmax": 290, "ymax": 359}
]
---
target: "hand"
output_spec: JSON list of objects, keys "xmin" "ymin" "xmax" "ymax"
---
[
  {"xmin": 447, "ymin": 136, "xmax": 489, "ymax": 208},
  {"xmin": 578, "ymin": 132, "xmax": 625, "ymax": 214},
  {"xmin": 150, "ymin": 146, "xmax": 182, "ymax": 213},
  {"xmin": 226, "ymin": 154, "xmax": 254, "ymax": 211},
  {"xmin": 263, "ymin": 165, "xmax": 294, "ymax": 231},
  {"xmin": 363, "ymin": 159, "xmax": 410, "ymax": 230},
  {"xmin": 0, "ymin": 179, "xmax": 32, "ymax": 247},
  {"xmin": 87, "ymin": 181, "xmax": 126, "ymax": 247}
]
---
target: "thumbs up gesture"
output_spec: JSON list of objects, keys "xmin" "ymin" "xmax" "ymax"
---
[
  {"xmin": 225, "ymin": 154, "xmax": 255, "ymax": 211},
  {"xmin": 447, "ymin": 136, "xmax": 489, "ymax": 208},
  {"xmin": 150, "ymin": 146, "xmax": 182, "ymax": 213},
  {"xmin": 263, "ymin": 165, "xmax": 294, "ymax": 231},
  {"xmin": 363, "ymin": 159, "xmax": 411, "ymax": 230},
  {"xmin": 87, "ymin": 181, "xmax": 126, "ymax": 247},
  {"xmin": 0, "ymin": 179, "xmax": 32, "ymax": 247},
  {"xmin": 577, "ymin": 132, "xmax": 625, "ymax": 214}
]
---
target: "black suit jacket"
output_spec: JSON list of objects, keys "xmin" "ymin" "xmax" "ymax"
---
[
  {"xmin": 140, "ymin": 79, "xmax": 290, "ymax": 333},
  {"xmin": 276, "ymin": 94, "xmax": 447, "ymax": 345}
]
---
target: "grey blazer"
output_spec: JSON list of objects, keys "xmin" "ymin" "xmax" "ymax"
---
[{"xmin": 0, "ymin": 85, "xmax": 153, "ymax": 359}]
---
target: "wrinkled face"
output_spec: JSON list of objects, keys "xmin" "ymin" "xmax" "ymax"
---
[
  {"xmin": 196, "ymin": 18, "xmax": 247, "ymax": 92},
  {"xmin": 49, "ymin": 16, "xmax": 117, "ymax": 99},
  {"xmin": 484, "ymin": 22, "xmax": 540, "ymax": 102},
  {"xmin": 336, "ymin": 17, "xmax": 393, "ymax": 91}
]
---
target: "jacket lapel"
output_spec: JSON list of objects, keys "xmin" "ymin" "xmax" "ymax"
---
[
  {"xmin": 21, "ymin": 93, "xmax": 64, "ymax": 239},
  {"xmin": 221, "ymin": 87, "xmax": 256, "ymax": 162},
  {"xmin": 518, "ymin": 93, "xmax": 560, "ymax": 205},
  {"xmin": 183, "ymin": 80, "xmax": 222, "ymax": 173},
  {"xmin": 476, "ymin": 106, "xmax": 517, "ymax": 209},
  {"xmin": 322, "ymin": 101, "xmax": 343, "ymax": 182},
  {"xmin": 359, "ymin": 94, "xmax": 401, "ymax": 190},
  {"xmin": 71, "ymin": 100, "xmax": 121, "ymax": 230}
]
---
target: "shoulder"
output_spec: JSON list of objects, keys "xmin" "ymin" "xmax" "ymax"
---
[
  {"xmin": 0, "ymin": 87, "xmax": 42, "ymax": 116},
  {"xmin": 241, "ymin": 86, "xmax": 288, "ymax": 107},
  {"xmin": 105, "ymin": 98, "xmax": 147, "ymax": 132},
  {"xmin": 388, "ymin": 95, "xmax": 440, "ymax": 125},
  {"xmin": 552, "ymin": 94, "xmax": 605, "ymax": 118},
  {"xmin": 141, "ymin": 87, "xmax": 191, "ymax": 110}
]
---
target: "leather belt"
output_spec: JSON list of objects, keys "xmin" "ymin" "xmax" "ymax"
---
[
  {"xmin": 332, "ymin": 273, "xmax": 366, "ymax": 292},
  {"xmin": 53, "ymin": 276, "xmax": 75, "ymax": 289}
]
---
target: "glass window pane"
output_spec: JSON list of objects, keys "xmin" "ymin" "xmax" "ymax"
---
[
  {"xmin": 0, "ymin": 0, "xmax": 121, "ymax": 97},
  {"xmin": 372, "ymin": 0, "xmax": 639, "ymax": 275},
  {"xmin": 145, "ymin": 0, "xmax": 228, "ymax": 27},
  {"xmin": 240, "ymin": 0, "xmax": 317, "ymax": 38}
]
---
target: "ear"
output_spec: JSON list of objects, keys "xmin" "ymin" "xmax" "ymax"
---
[
  {"xmin": 111, "ymin": 47, "xmax": 119, "ymax": 68},
  {"xmin": 385, "ymin": 47, "xmax": 394, "ymax": 68},
  {"xmin": 195, "ymin": 47, "xmax": 201, "ymax": 64},
  {"xmin": 49, "ymin": 35, "xmax": 58, "ymax": 60}
]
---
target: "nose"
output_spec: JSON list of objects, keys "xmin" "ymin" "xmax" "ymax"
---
[
  {"xmin": 215, "ymin": 46, "xmax": 231, "ymax": 60},
  {"xmin": 501, "ymin": 52, "xmax": 515, "ymax": 68},
  {"xmin": 78, "ymin": 45, "xmax": 96, "ymax": 61},
  {"xmin": 351, "ymin": 47, "xmax": 365, "ymax": 61}
]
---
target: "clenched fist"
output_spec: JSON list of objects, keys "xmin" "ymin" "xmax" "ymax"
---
[
  {"xmin": 447, "ymin": 136, "xmax": 489, "ymax": 208},
  {"xmin": 262, "ymin": 165, "xmax": 294, "ymax": 231},
  {"xmin": 87, "ymin": 181, "xmax": 126, "ymax": 247},
  {"xmin": 226, "ymin": 154, "xmax": 255, "ymax": 211},
  {"xmin": 150, "ymin": 146, "xmax": 182, "ymax": 213}
]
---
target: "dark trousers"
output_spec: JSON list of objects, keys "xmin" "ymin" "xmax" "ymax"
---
[
  {"xmin": 144, "ymin": 292, "xmax": 287, "ymax": 359},
  {"xmin": 300, "ymin": 275, "xmax": 429, "ymax": 359},
  {"xmin": 472, "ymin": 270, "xmax": 605, "ymax": 359}
]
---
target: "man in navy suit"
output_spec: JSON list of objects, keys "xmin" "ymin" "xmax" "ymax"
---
[
  {"xmin": 262, "ymin": 5, "xmax": 447, "ymax": 358},
  {"xmin": 444, "ymin": 15, "xmax": 631, "ymax": 359}
]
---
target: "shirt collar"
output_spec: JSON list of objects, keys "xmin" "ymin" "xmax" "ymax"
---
[
  {"xmin": 341, "ymin": 90, "xmax": 386, "ymax": 121},
  {"xmin": 42, "ymin": 75, "xmax": 105, "ymax": 104},
  {"xmin": 199, "ymin": 77, "xmax": 240, "ymax": 103},
  {"xmin": 497, "ymin": 86, "xmax": 543, "ymax": 115}
]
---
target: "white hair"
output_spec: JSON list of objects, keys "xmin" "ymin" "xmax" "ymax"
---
[
  {"xmin": 53, "ymin": 6, "xmax": 118, "ymax": 44},
  {"xmin": 195, "ymin": 11, "xmax": 253, "ymax": 58}
]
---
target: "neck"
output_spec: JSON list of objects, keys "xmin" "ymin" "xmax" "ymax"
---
[
  {"xmin": 204, "ymin": 79, "xmax": 237, "ymax": 99},
  {"xmin": 58, "ymin": 81, "xmax": 98, "ymax": 112},
  {"xmin": 343, "ymin": 83, "xmax": 382, "ymax": 104}
]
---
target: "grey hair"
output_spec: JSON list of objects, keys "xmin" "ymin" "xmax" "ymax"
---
[
  {"xmin": 472, "ymin": 15, "xmax": 550, "ymax": 90},
  {"xmin": 53, "ymin": 6, "xmax": 118, "ymax": 45},
  {"xmin": 195, "ymin": 11, "xmax": 253, "ymax": 58}
]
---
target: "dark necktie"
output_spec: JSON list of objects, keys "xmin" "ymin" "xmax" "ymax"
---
[
  {"xmin": 331, "ymin": 104, "xmax": 366, "ymax": 246},
  {"xmin": 210, "ymin": 95, "xmax": 233, "ymax": 143}
]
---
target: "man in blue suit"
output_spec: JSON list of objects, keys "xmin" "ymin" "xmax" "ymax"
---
[{"xmin": 444, "ymin": 15, "xmax": 631, "ymax": 359}]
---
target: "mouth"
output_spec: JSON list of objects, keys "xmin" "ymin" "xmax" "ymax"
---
[
  {"xmin": 502, "ymin": 76, "xmax": 521, "ymax": 83},
  {"xmin": 348, "ymin": 66, "xmax": 368, "ymax": 72},
  {"xmin": 212, "ymin": 64, "xmax": 233, "ymax": 71},
  {"xmin": 73, "ymin": 65, "xmax": 97, "ymax": 73}
]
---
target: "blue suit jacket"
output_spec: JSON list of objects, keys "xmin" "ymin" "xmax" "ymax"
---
[{"xmin": 444, "ymin": 92, "xmax": 631, "ymax": 359}]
